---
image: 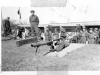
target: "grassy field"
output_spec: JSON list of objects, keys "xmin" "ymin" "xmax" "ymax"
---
[{"xmin": 2, "ymin": 40, "xmax": 100, "ymax": 71}]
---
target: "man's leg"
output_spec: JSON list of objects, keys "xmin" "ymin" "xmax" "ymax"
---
[
  {"xmin": 31, "ymin": 25, "xmax": 35, "ymax": 37},
  {"xmin": 34, "ymin": 25, "xmax": 40, "ymax": 40}
]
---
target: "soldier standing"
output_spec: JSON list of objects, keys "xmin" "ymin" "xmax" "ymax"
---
[
  {"xmin": 60, "ymin": 27, "xmax": 66, "ymax": 39},
  {"xmin": 98, "ymin": 28, "xmax": 100, "ymax": 44},
  {"xmin": 44, "ymin": 26, "xmax": 53, "ymax": 41},
  {"xmin": 3, "ymin": 17, "xmax": 12, "ymax": 36},
  {"xmin": 44, "ymin": 27, "xmax": 48, "ymax": 41},
  {"xmin": 88, "ymin": 28, "xmax": 96, "ymax": 44},
  {"xmin": 83, "ymin": 28, "xmax": 89, "ymax": 43},
  {"xmin": 78, "ymin": 28, "xmax": 88, "ymax": 44},
  {"xmin": 29, "ymin": 10, "xmax": 40, "ymax": 40},
  {"xmin": 94, "ymin": 28, "xmax": 99, "ymax": 44},
  {"xmin": 78, "ymin": 30, "xmax": 85, "ymax": 43},
  {"xmin": 48, "ymin": 25, "xmax": 53, "ymax": 41}
]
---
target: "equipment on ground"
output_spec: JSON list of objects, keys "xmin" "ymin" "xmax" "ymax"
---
[{"xmin": 31, "ymin": 38, "xmax": 60, "ymax": 55}]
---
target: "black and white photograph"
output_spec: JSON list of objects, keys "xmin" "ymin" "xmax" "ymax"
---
[{"xmin": 1, "ymin": 0, "xmax": 100, "ymax": 75}]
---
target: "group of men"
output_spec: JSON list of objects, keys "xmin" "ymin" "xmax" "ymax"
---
[
  {"xmin": 29, "ymin": 10, "xmax": 67, "ymax": 41},
  {"xmin": 76, "ymin": 27, "xmax": 100, "ymax": 44},
  {"xmin": 2, "ymin": 10, "xmax": 100, "ymax": 45},
  {"xmin": 29, "ymin": 10, "xmax": 70, "ymax": 52}
]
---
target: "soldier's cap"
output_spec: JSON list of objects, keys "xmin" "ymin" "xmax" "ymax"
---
[{"xmin": 30, "ymin": 10, "xmax": 35, "ymax": 13}]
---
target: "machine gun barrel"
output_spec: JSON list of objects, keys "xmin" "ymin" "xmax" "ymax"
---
[
  {"xmin": 31, "ymin": 41, "xmax": 53, "ymax": 47},
  {"xmin": 31, "ymin": 38, "xmax": 61, "ymax": 55},
  {"xmin": 31, "ymin": 38, "xmax": 60, "ymax": 47}
]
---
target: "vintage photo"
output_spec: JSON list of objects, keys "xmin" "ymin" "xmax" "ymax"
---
[{"xmin": 1, "ymin": 0, "xmax": 100, "ymax": 72}]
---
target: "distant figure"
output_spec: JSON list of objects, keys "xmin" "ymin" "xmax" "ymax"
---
[
  {"xmin": 88, "ymin": 28, "xmax": 96, "ymax": 44},
  {"xmin": 3, "ymin": 17, "xmax": 12, "ymax": 36},
  {"xmin": 29, "ymin": 10, "xmax": 40, "ymax": 41},
  {"xmin": 98, "ymin": 28, "xmax": 100, "ymax": 44},
  {"xmin": 60, "ymin": 27, "xmax": 66, "ymax": 39},
  {"xmin": 44, "ymin": 26, "xmax": 53, "ymax": 41},
  {"xmin": 94, "ymin": 28, "xmax": 99, "ymax": 44},
  {"xmin": 78, "ymin": 28, "xmax": 89, "ymax": 44}
]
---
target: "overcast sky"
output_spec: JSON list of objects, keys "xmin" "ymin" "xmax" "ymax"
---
[{"xmin": 1, "ymin": 0, "xmax": 100, "ymax": 24}]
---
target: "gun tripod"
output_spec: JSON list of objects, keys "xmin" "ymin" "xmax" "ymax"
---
[
  {"xmin": 31, "ymin": 44, "xmax": 40, "ymax": 55},
  {"xmin": 31, "ymin": 43, "xmax": 54, "ymax": 56}
]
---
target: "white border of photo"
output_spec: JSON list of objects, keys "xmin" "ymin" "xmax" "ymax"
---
[{"xmin": 0, "ymin": 0, "xmax": 100, "ymax": 75}]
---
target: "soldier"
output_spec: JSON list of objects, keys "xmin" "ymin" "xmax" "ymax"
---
[
  {"xmin": 98, "ymin": 28, "xmax": 100, "ymax": 44},
  {"xmin": 49, "ymin": 36, "xmax": 70, "ymax": 52},
  {"xmin": 44, "ymin": 26, "xmax": 53, "ymax": 41},
  {"xmin": 78, "ymin": 28, "xmax": 88, "ymax": 44},
  {"xmin": 60, "ymin": 26, "xmax": 66, "ymax": 39},
  {"xmin": 48, "ymin": 25, "xmax": 53, "ymax": 41},
  {"xmin": 3, "ymin": 17, "xmax": 12, "ymax": 36},
  {"xmin": 53, "ymin": 28, "xmax": 59, "ymax": 40},
  {"xmin": 29, "ymin": 10, "xmax": 40, "ymax": 41},
  {"xmin": 94, "ymin": 28, "xmax": 99, "ymax": 44},
  {"xmin": 44, "ymin": 27, "xmax": 48, "ymax": 41},
  {"xmin": 88, "ymin": 28, "xmax": 96, "ymax": 44}
]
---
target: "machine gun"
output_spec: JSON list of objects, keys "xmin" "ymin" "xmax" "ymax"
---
[{"xmin": 31, "ymin": 38, "xmax": 60, "ymax": 55}]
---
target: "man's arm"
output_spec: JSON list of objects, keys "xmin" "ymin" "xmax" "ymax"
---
[{"xmin": 36, "ymin": 16, "xmax": 39, "ymax": 25}]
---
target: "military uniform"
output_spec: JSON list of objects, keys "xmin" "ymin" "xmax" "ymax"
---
[
  {"xmin": 50, "ymin": 39, "xmax": 70, "ymax": 52},
  {"xmin": 29, "ymin": 11, "xmax": 39, "ymax": 39},
  {"xmin": 45, "ymin": 29, "xmax": 52, "ymax": 41},
  {"xmin": 94, "ymin": 28, "xmax": 99, "ymax": 44},
  {"xmin": 60, "ymin": 27, "xmax": 66, "ymax": 38},
  {"xmin": 88, "ymin": 32, "xmax": 96, "ymax": 44},
  {"xmin": 79, "ymin": 30, "xmax": 88, "ymax": 44},
  {"xmin": 99, "ymin": 29, "xmax": 100, "ymax": 44},
  {"xmin": 3, "ymin": 18, "xmax": 12, "ymax": 36}
]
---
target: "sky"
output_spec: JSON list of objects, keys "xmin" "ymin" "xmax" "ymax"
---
[{"xmin": 1, "ymin": 0, "xmax": 100, "ymax": 25}]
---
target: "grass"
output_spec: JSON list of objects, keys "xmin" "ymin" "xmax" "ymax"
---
[{"xmin": 2, "ymin": 40, "xmax": 100, "ymax": 71}]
